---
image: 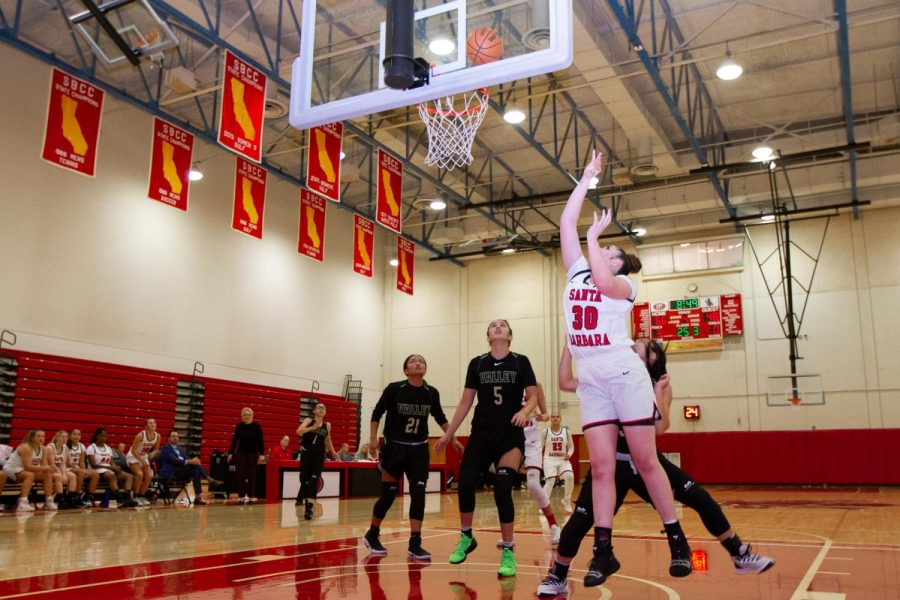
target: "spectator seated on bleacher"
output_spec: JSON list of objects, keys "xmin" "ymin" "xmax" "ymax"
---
[
  {"xmin": 269, "ymin": 435, "xmax": 295, "ymax": 462},
  {"xmin": 355, "ymin": 443, "xmax": 375, "ymax": 462},
  {"xmin": 3, "ymin": 429, "xmax": 56, "ymax": 512},
  {"xmin": 66, "ymin": 428, "xmax": 99, "ymax": 508},
  {"xmin": 337, "ymin": 443, "xmax": 356, "ymax": 462},
  {"xmin": 158, "ymin": 430, "xmax": 220, "ymax": 505},
  {"xmin": 86, "ymin": 428, "xmax": 138, "ymax": 508}
]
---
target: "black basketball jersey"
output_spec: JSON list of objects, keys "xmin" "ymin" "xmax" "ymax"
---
[
  {"xmin": 372, "ymin": 381, "xmax": 447, "ymax": 444},
  {"xmin": 465, "ymin": 352, "xmax": 537, "ymax": 430},
  {"xmin": 301, "ymin": 420, "xmax": 329, "ymax": 453}
]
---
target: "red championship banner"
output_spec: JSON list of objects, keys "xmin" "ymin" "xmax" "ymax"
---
[
  {"xmin": 306, "ymin": 123, "xmax": 342, "ymax": 202},
  {"xmin": 218, "ymin": 50, "xmax": 266, "ymax": 163},
  {"xmin": 376, "ymin": 149, "xmax": 402, "ymax": 233},
  {"xmin": 232, "ymin": 157, "xmax": 267, "ymax": 239},
  {"xmin": 147, "ymin": 117, "xmax": 194, "ymax": 211},
  {"xmin": 299, "ymin": 188, "xmax": 327, "ymax": 262},
  {"xmin": 720, "ymin": 293, "xmax": 743, "ymax": 335},
  {"xmin": 353, "ymin": 215, "xmax": 375, "ymax": 277},
  {"xmin": 41, "ymin": 68, "xmax": 104, "ymax": 176},
  {"xmin": 631, "ymin": 301, "xmax": 650, "ymax": 338},
  {"xmin": 397, "ymin": 238, "xmax": 415, "ymax": 295}
]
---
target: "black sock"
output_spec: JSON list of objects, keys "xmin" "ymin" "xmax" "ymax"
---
[
  {"xmin": 368, "ymin": 525, "xmax": 380, "ymax": 537},
  {"xmin": 550, "ymin": 561, "xmax": 570, "ymax": 579},
  {"xmin": 461, "ymin": 528, "xmax": 473, "ymax": 539},
  {"xmin": 721, "ymin": 534, "xmax": 743, "ymax": 557},
  {"xmin": 663, "ymin": 521, "xmax": 686, "ymax": 546},
  {"xmin": 593, "ymin": 527, "xmax": 612, "ymax": 553},
  {"xmin": 410, "ymin": 531, "xmax": 421, "ymax": 545},
  {"xmin": 305, "ymin": 501, "xmax": 313, "ymax": 509}
]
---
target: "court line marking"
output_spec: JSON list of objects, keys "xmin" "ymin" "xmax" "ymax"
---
[
  {"xmin": 817, "ymin": 571, "xmax": 850, "ymax": 576},
  {"xmin": 823, "ymin": 556, "xmax": 854, "ymax": 560},
  {"xmin": 0, "ymin": 533, "xmax": 396, "ymax": 599},
  {"xmin": 790, "ymin": 534, "xmax": 832, "ymax": 600},
  {"xmin": 276, "ymin": 565, "xmax": 679, "ymax": 598}
]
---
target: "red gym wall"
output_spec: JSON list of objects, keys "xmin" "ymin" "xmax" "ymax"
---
[{"xmin": 4, "ymin": 350, "xmax": 359, "ymax": 462}]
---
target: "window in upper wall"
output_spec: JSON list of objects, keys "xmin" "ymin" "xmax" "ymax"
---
[{"xmin": 638, "ymin": 236, "xmax": 744, "ymax": 277}]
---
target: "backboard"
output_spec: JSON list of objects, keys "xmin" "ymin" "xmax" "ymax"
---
[
  {"xmin": 766, "ymin": 374, "xmax": 825, "ymax": 407},
  {"xmin": 68, "ymin": 0, "xmax": 178, "ymax": 67},
  {"xmin": 290, "ymin": 0, "xmax": 573, "ymax": 130}
]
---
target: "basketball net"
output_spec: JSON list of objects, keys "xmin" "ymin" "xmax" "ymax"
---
[{"xmin": 417, "ymin": 89, "xmax": 489, "ymax": 170}]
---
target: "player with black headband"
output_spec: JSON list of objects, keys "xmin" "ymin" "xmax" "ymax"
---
[
  {"xmin": 362, "ymin": 353, "xmax": 461, "ymax": 560},
  {"xmin": 537, "ymin": 342, "xmax": 775, "ymax": 596},
  {"xmin": 435, "ymin": 319, "xmax": 539, "ymax": 578}
]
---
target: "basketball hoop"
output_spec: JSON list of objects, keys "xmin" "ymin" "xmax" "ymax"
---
[
  {"xmin": 788, "ymin": 396, "xmax": 802, "ymax": 407},
  {"xmin": 417, "ymin": 89, "xmax": 489, "ymax": 170}
]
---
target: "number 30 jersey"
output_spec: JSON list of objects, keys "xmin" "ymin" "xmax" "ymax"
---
[
  {"xmin": 564, "ymin": 255, "xmax": 637, "ymax": 362},
  {"xmin": 372, "ymin": 381, "xmax": 448, "ymax": 444}
]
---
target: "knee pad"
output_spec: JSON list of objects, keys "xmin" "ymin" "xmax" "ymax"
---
[
  {"xmin": 373, "ymin": 481, "xmax": 398, "ymax": 520},
  {"xmin": 493, "ymin": 467, "xmax": 516, "ymax": 523},
  {"xmin": 525, "ymin": 469, "xmax": 545, "ymax": 503},
  {"xmin": 680, "ymin": 483, "xmax": 731, "ymax": 537},
  {"xmin": 408, "ymin": 480, "xmax": 426, "ymax": 521}
]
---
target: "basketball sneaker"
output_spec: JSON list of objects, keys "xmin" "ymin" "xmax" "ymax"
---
[
  {"xmin": 407, "ymin": 540, "xmax": 432, "ymax": 561},
  {"xmin": 449, "ymin": 533, "xmax": 478, "ymax": 564},
  {"xmin": 733, "ymin": 544, "xmax": 775, "ymax": 574},
  {"xmin": 562, "ymin": 499, "xmax": 573, "ymax": 513},
  {"xmin": 669, "ymin": 540, "xmax": 693, "ymax": 577},
  {"xmin": 363, "ymin": 530, "xmax": 388, "ymax": 556},
  {"xmin": 497, "ymin": 547, "xmax": 516, "ymax": 577},
  {"xmin": 537, "ymin": 573, "xmax": 569, "ymax": 596},
  {"xmin": 584, "ymin": 549, "xmax": 620, "ymax": 587}
]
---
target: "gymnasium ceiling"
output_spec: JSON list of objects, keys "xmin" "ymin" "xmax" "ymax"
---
[{"xmin": 2, "ymin": 0, "xmax": 899, "ymax": 263}]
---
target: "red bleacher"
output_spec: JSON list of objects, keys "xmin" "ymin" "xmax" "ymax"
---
[
  {"xmin": 2, "ymin": 350, "xmax": 359, "ymax": 466},
  {"xmin": 7, "ymin": 351, "xmax": 177, "ymax": 448}
]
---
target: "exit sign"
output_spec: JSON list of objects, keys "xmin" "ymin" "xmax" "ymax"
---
[{"xmin": 684, "ymin": 405, "xmax": 701, "ymax": 420}]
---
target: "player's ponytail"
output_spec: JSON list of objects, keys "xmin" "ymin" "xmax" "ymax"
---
[{"xmin": 618, "ymin": 253, "xmax": 642, "ymax": 275}]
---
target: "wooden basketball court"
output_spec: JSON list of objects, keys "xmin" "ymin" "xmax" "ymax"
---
[{"xmin": 2, "ymin": 485, "xmax": 898, "ymax": 599}]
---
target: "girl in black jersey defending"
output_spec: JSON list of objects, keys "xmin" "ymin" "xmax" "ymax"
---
[
  {"xmin": 295, "ymin": 403, "xmax": 338, "ymax": 520},
  {"xmin": 435, "ymin": 319, "xmax": 540, "ymax": 578},
  {"xmin": 362, "ymin": 354, "xmax": 461, "ymax": 560},
  {"xmin": 537, "ymin": 343, "xmax": 775, "ymax": 596}
]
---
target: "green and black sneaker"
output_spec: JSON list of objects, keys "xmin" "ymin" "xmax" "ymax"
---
[{"xmin": 449, "ymin": 532, "xmax": 478, "ymax": 564}]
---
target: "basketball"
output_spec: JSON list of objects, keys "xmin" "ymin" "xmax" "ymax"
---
[{"xmin": 466, "ymin": 27, "xmax": 503, "ymax": 65}]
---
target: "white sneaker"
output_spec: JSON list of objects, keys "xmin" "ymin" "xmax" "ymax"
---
[
  {"xmin": 17, "ymin": 499, "xmax": 35, "ymax": 512},
  {"xmin": 562, "ymin": 499, "xmax": 573, "ymax": 513},
  {"xmin": 733, "ymin": 544, "xmax": 775, "ymax": 575},
  {"xmin": 137, "ymin": 497, "xmax": 150, "ymax": 506},
  {"xmin": 44, "ymin": 500, "xmax": 59, "ymax": 511},
  {"xmin": 550, "ymin": 524, "xmax": 561, "ymax": 546},
  {"xmin": 537, "ymin": 573, "xmax": 568, "ymax": 596}
]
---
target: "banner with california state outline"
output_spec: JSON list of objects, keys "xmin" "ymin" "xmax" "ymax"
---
[
  {"xmin": 397, "ymin": 237, "xmax": 414, "ymax": 295},
  {"xmin": 353, "ymin": 215, "xmax": 374, "ymax": 277},
  {"xmin": 218, "ymin": 50, "xmax": 266, "ymax": 163},
  {"xmin": 41, "ymin": 68, "xmax": 103, "ymax": 177},
  {"xmin": 147, "ymin": 117, "xmax": 193, "ymax": 211},
  {"xmin": 306, "ymin": 123, "xmax": 342, "ymax": 202},
  {"xmin": 232, "ymin": 157, "xmax": 267, "ymax": 238},
  {"xmin": 376, "ymin": 149, "xmax": 402, "ymax": 233},
  {"xmin": 299, "ymin": 188, "xmax": 326, "ymax": 262}
]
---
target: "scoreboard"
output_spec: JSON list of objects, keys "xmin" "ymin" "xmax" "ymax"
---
[{"xmin": 632, "ymin": 293, "xmax": 743, "ymax": 351}]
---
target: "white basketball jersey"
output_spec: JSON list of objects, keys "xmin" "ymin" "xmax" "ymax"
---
[
  {"xmin": 69, "ymin": 442, "xmax": 85, "ymax": 466},
  {"xmin": 136, "ymin": 431, "xmax": 158, "ymax": 456},
  {"xmin": 51, "ymin": 444, "xmax": 67, "ymax": 469},
  {"xmin": 88, "ymin": 443, "xmax": 113, "ymax": 468},
  {"xmin": 544, "ymin": 428, "xmax": 569, "ymax": 459},
  {"xmin": 563, "ymin": 256, "xmax": 636, "ymax": 362}
]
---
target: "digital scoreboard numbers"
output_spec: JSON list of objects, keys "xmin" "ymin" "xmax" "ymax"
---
[{"xmin": 632, "ymin": 294, "xmax": 742, "ymax": 352}]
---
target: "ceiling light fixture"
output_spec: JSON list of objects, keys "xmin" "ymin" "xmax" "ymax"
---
[
  {"xmin": 340, "ymin": 151, "xmax": 346, "ymax": 160},
  {"xmin": 589, "ymin": 176, "xmax": 599, "ymax": 189},
  {"xmin": 716, "ymin": 46, "xmax": 743, "ymax": 81},
  {"xmin": 389, "ymin": 258, "xmax": 399, "ymax": 267},
  {"xmin": 760, "ymin": 214, "xmax": 775, "ymax": 222},
  {"xmin": 188, "ymin": 168, "xmax": 204, "ymax": 181},
  {"xmin": 752, "ymin": 145, "xmax": 773, "ymax": 160},
  {"xmin": 503, "ymin": 106, "xmax": 525, "ymax": 124},
  {"xmin": 632, "ymin": 227, "xmax": 647, "ymax": 237},
  {"xmin": 429, "ymin": 199, "xmax": 447, "ymax": 211},
  {"xmin": 501, "ymin": 247, "xmax": 516, "ymax": 255},
  {"xmin": 428, "ymin": 37, "xmax": 456, "ymax": 56}
]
